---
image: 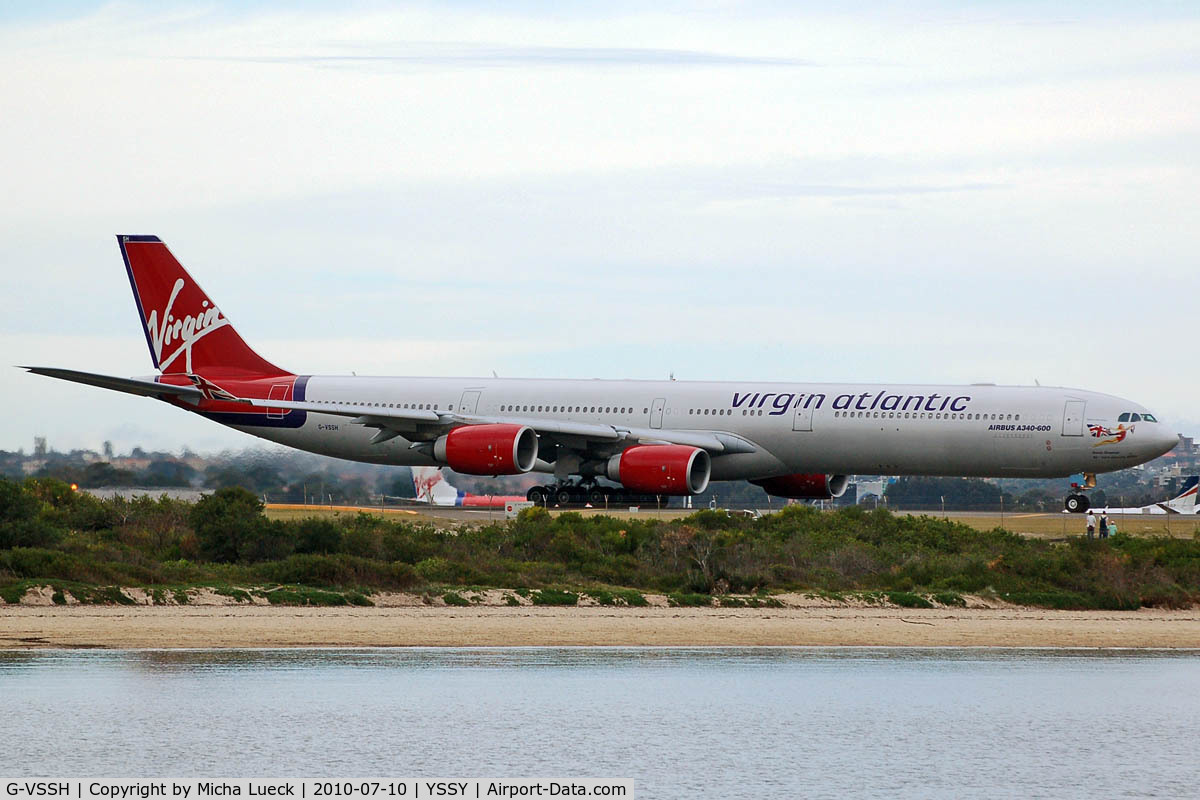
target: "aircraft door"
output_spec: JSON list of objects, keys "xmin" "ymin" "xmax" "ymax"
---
[
  {"xmin": 650, "ymin": 398, "xmax": 666, "ymax": 429},
  {"xmin": 1061, "ymin": 400, "xmax": 1086, "ymax": 436},
  {"xmin": 792, "ymin": 401, "xmax": 813, "ymax": 432},
  {"xmin": 266, "ymin": 383, "xmax": 291, "ymax": 419},
  {"xmin": 459, "ymin": 390, "xmax": 481, "ymax": 415}
]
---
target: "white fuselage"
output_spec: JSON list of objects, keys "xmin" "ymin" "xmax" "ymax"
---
[{"xmin": 212, "ymin": 377, "xmax": 1178, "ymax": 480}]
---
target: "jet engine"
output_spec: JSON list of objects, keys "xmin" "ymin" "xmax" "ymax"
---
[
  {"xmin": 606, "ymin": 445, "xmax": 711, "ymax": 495},
  {"xmin": 751, "ymin": 473, "xmax": 849, "ymax": 500},
  {"xmin": 433, "ymin": 424, "xmax": 538, "ymax": 475}
]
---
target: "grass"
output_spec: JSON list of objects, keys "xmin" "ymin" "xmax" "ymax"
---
[
  {"xmin": 261, "ymin": 502, "xmax": 1200, "ymax": 540},
  {"xmin": 717, "ymin": 595, "xmax": 784, "ymax": 608},
  {"xmin": 937, "ymin": 512, "xmax": 1198, "ymax": 539},
  {"xmin": 933, "ymin": 592, "xmax": 966, "ymax": 607},
  {"xmin": 668, "ymin": 592, "xmax": 714, "ymax": 607},
  {"xmin": 442, "ymin": 591, "xmax": 470, "ymax": 606},
  {"xmin": 6, "ymin": 479, "xmax": 1200, "ymax": 611},
  {"xmin": 886, "ymin": 591, "xmax": 934, "ymax": 609},
  {"xmin": 531, "ymin": 589, "xmax": 578, "ymax": 606},
  {"xmin": 212, "ymin": 586, "xmax": 253, "ymax": 603},
  {"xmin": 258, "ymin": 586, "xmax": 352, "ymax": 606},
  {"xmin": 585, "ymin": 588, "xmax": 649, "ymax": 607}
]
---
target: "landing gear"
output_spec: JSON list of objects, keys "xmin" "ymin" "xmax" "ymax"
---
[
  {"xmin": 525, "ymin": 481, "xmax": 671, "ymax": 508},
  {"xmin": 1064, "ymin": 493, "xmax": 1090, "ymax": 513}
]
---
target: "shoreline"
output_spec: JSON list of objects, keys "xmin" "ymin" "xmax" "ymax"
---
[{"xmin": 4, "ymin": 603, "xmax": 1199, "ymax": 650}]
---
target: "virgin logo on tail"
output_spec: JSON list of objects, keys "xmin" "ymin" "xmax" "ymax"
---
[{"xmin": 147, "ymin": 278, "xmax": 231, "ymax": 373}]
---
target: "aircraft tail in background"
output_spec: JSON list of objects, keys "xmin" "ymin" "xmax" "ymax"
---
[
  {"xmin": 1161, "ymin": 476, "xmax": 1199, "ymax": 514},
  {"xmin": 1101, "ymin": 476, "xmax": 1199, "ymax": 515},
  {"xmin": 412, "ymin": 466, "xmax": 466, "ymax": 506},
  {"xmin": 118, "ymin": 235, "xmax": 287, "ymax": 377},
  {"xmin": 411, "ymin": 467, "xmax": 526, "ymax": 508}
]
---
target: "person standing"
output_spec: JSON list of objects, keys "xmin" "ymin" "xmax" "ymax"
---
[
  {"xmin": 1086, "ymin": 510, "xmax": 1096, "ymax": 540},
  {"xmin": 1099, "ymin": 512, "xmax": 1109, "ymax": 539}
]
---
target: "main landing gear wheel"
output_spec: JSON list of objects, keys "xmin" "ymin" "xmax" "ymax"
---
[
  {"xmin": 555, "ymin": 489, "xmax": 573, "ymax": 506},
  {"xmin": 527, "ymin": 486, "xmax": 548, "ymax": 505},
  {"xmin": 1064, "ymin": 494, "xmax": 1090, "ymax": 513}
]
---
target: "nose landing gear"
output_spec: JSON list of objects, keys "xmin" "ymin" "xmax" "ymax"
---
[
  {"xmin": 1064, "ymin": 493, "xmax": 1090, "ymax": 513},
  {"xmin": 1063, "ymin": 473, "xmax": 1097, "ymax": 513}
]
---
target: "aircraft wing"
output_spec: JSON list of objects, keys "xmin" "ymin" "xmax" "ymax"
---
[
  {"xmin": 21, "ymin": 366, "xmax": 206, "ymax": 401},
  {"xmin": 451, "ymin": 412, "xmax": 758, "ymax": 454},
  {"xmin": 247, "ymin": 398, "xmax": 757, "ymax": 454},
  {"xmin": 243, "ymin": 397, "xmax": 442, "ymax": 424}
]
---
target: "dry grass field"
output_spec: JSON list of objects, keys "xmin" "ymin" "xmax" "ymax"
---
[
  {"xmin": 946, "ymin": 512, "xmax": 1200, "ymax": 539},
  {"xmin": 264, "ymin": 502, "xmax": 1200, "ymax": 539}
]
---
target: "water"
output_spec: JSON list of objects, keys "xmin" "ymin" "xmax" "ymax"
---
[{"xmin": 2, "ymin": 648, "xmax": 1199, "ymax": 798}]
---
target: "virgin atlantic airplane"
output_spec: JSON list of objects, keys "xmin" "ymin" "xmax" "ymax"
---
[{"xmin": 24, "ymin": 236, "xmax": 1179, "ymax": 513}]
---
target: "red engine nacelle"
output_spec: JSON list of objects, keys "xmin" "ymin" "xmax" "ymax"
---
[
  {"xmin": 751, "ymin": 473, "xmax": 849, "ymax": 500},
  {"xmin": 606, "ymin": 445, "xmax": 711, "ymax": 495},
  {"xmin": 433, "ymin": 424, "xmax": 538, "ymax": 475}
]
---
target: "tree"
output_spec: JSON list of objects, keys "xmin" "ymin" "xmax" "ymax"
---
[
  {"xmin": 189, "ymin": 486, "xmax": 281, "ymax": 563},
  {"xmin": 0, "ymin": 478, "xmax": 59, "ymax": 548},
  {"xmin": 140, "ymin": 460, "xmax": 197, "ymax": 487},
  {"xmin": 884, "ymin": 477, "xmax": 1009, "ymax": 510},
  {"xmin": 80, "ymin": 462, "xmax": 137, "ymax": 487},
  {"xmin": 294, "ymin": 517, "xmax": 342, "ymax": 555}
]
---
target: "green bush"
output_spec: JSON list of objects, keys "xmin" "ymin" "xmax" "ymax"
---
[
  {"xmin": 442, "ymin": 591, "xmax": 470, "ymax": 606},
  {"xmin": 294, "ymin": 518, "xmax": 343, "ymax": 555},
  {"xmin": 531, "ymin": 589, "xmax": 578, "ymax": 606},
  {"xmin": 887, "ymin": 591, "xmax": 934, "ymax": 609},
  {"xmin": 933, "ymin": 592, "xmax": 966, "ymax": 607},
  {"xmin": 190, "ymin": 487, "xmax": 284, "ymax": 563},
  {"xmin": 668, "ymin": 592, "xmax": 713, "ymax": 607},
  {"xmin": 261, "ymin": 587, "xmax": 348, "ymax": 606}
]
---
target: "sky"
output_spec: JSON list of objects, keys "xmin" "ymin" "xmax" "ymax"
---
[{"xmin": 1, "ymin": 1, "xmax": 1198, "ymax": 455}]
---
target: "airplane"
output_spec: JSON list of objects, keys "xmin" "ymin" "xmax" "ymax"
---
[
  {"xmin": 1098, "ymin": 476, "xmax": 1199, "ymax": 515},
  {"xmin": 410, "ymin": 466, "xmax": 527, "ymax": 509},
  {"xmin": 22, "ymin": 235, "xmax": 1180, "ymax": 513}
]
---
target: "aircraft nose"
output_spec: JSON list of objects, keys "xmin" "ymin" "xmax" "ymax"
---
[{"xmin": 1150, "ymin": 428, "xmax": 1180, "ymax": 457}]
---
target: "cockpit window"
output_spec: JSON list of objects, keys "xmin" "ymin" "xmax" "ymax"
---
[
  {"xmin": 1142, "ymin": 413, "xmax": 1158, "ymax": 423},
  {"xmin": 1118, "ymin": 412, "xmax": 1130, "ymax": 422},
  {"xmin": 1130, "ymin": 413, "xmax": 1142, "ymax": 422}
]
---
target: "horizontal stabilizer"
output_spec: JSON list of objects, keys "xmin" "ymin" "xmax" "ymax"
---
[{"xmin": 22, "ymin": 366, "xmax": 205, "ymax": 400}]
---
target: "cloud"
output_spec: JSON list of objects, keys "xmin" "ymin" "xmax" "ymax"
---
[
  {"xmin": 1, "ymin": 3, "xmax": 1198, "ymax": 450},
  {"xmin": 202, "ymin": 43, "xmax": 817, "ymax": 70}
]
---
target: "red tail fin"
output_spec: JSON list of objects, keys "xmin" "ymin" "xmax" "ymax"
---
[{"xmin": 118, "ymin": 235, "xmax": 287, "ymax": 377}]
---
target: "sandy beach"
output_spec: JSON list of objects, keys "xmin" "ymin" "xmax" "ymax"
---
[{"xmin": 3, "ymin": 600, "xmax": 1199, "ymax": 649}]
